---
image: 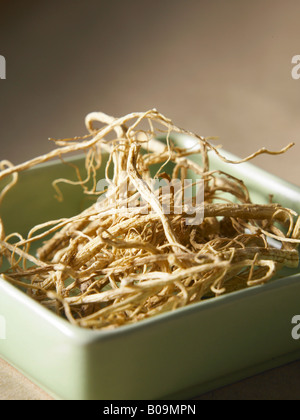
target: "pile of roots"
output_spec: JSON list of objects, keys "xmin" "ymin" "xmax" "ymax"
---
[{"xmin": 0, "ymin": 109, "xmax": 299, "ymax": 330}]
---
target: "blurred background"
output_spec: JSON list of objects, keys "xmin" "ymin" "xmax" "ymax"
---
[
  {"xmin": 0, "ymin": 0, "xmax": 300, "ymax": 400},
  {"xmin": 0, "ymin": 0, "xmax": 299, "ymax": 185}
]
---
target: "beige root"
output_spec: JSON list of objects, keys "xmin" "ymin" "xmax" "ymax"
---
[{"xmin": 0, "ymin": 109, "xmax": 299, "ymax": 330}]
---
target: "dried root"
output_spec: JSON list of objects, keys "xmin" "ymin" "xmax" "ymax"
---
[{"xmin": 0, "ymin": 109, "xmax": 299, "ymax": 330}]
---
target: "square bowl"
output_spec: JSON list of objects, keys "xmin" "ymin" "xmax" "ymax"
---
[{"xmin": 0, "ymin": 133, "xmax": 300, "ymax": 400}]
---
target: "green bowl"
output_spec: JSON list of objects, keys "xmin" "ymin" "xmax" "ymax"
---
[{"xmin": 0, "ymin": 134, "xmax": 300, "ymax": 400}]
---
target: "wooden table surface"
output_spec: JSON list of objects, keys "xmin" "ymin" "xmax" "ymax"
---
[{"xmin": 0, "ymin": 0, "xmax": 299, "ymax": 400}]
